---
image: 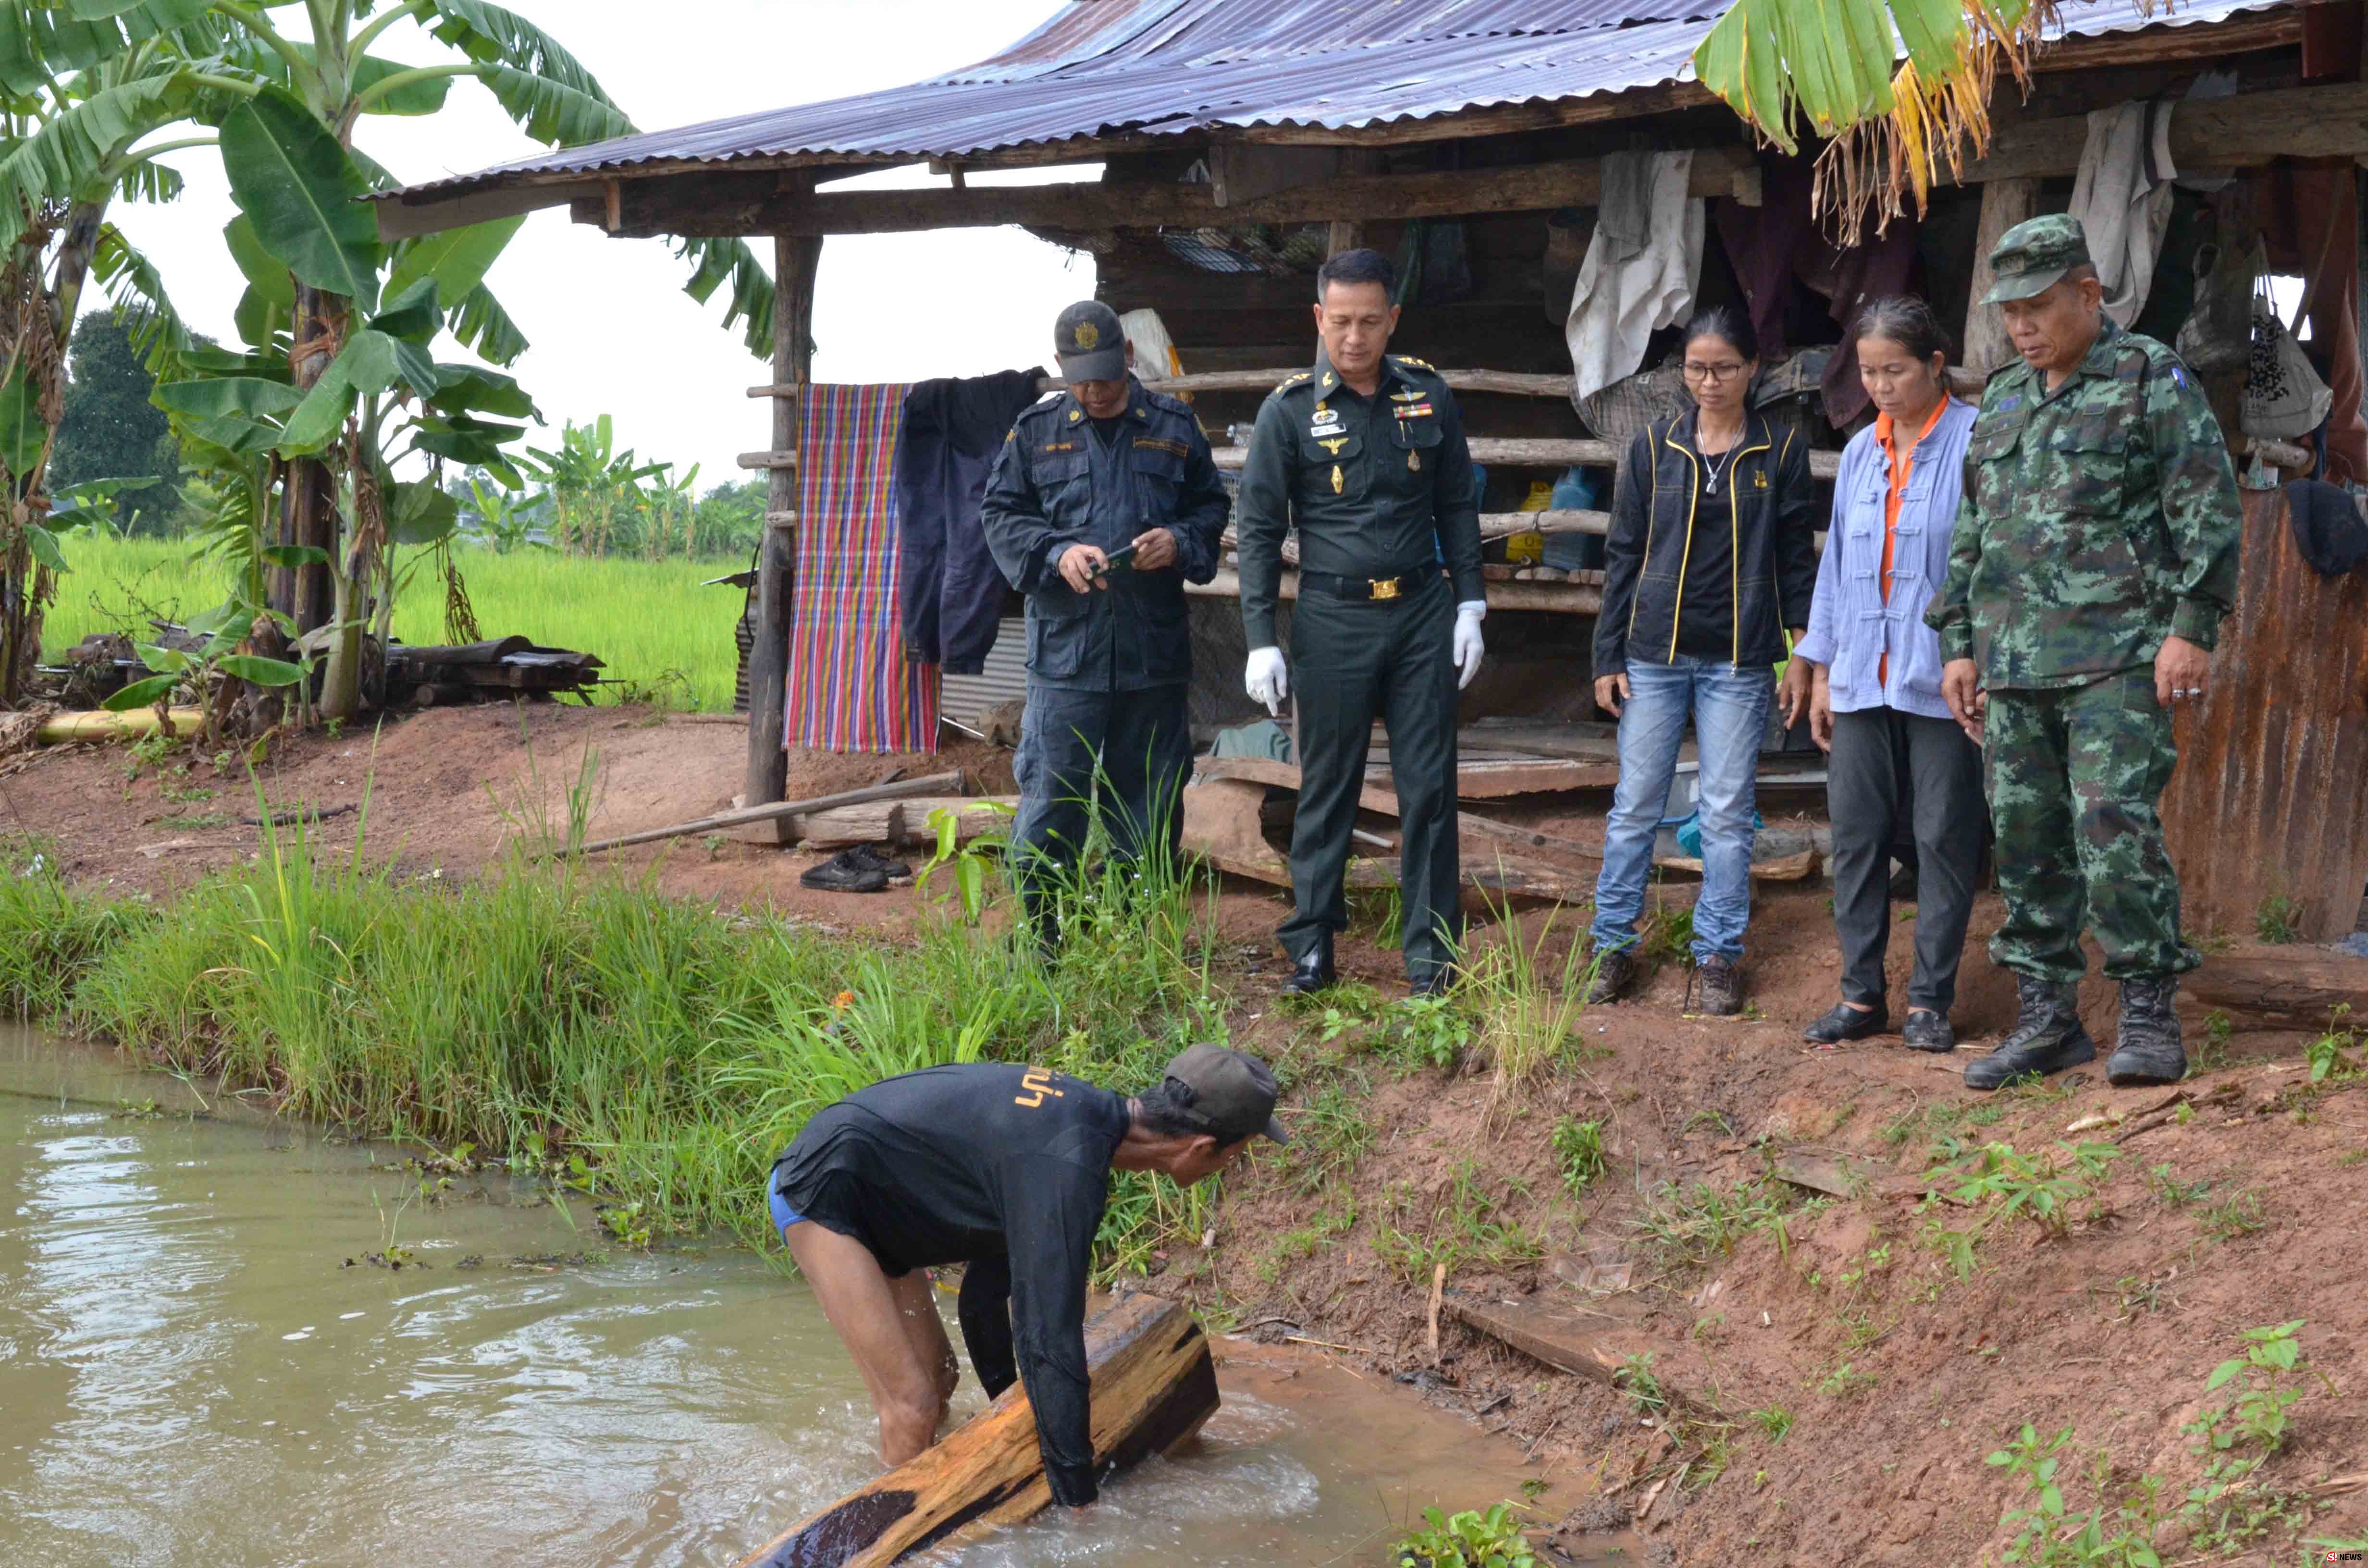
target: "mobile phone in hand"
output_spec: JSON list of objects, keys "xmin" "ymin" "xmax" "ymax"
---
[{"xmin": 1088, "ymin": 541, "xmax": 1140, "ymax": 577}]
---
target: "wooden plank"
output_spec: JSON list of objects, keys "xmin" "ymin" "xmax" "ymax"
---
[
  {"xmin": 732, "ymin": 1295, "xmax": 1219, "ymax": 1568},
  {"xmin": 751, "ymin": 368, "xmax": 1579, "ymax": 401},
  {"xmin": 604, "ymin": 147, "xmax": 1758, "ymax": 239},
  {"xmin": 1210, "ymin": 439, "xmax": 1842, "ymax": 480},
  {"xmin": 1195, "ymin": 752, "xmax": 1617, "ymax": 800},
  {"xmin": 2181, "ymin": 953, "xmax": 2368, "ymax": 1032},
  {"xmin": 1771, "ymin": 1149, "xmax": 1881, "ymax": 1200},
  {"xmin": 1441, "ymin": 1292, "xmax": 1700, "ymax": 1412},
  {"xmin": 737, "ymin": 451, "xmax": 801, "ymax": 471},
  {"xmin": 1963, "ymin": 178, "xmax": 2039, "ymax": 376},
  {"xmin": 390, "ymin": 636, "xmax": 533, "ymax": 666},
  {"xmin": 1957, "ymin": 81, "xmax": 2368, "ymax": 188},
  {"xmin": 564, "ymin": 770, "xmax": 966, "ymax": 859},
  {"xmin": 791, "ymin": 795, "xmax": 1018, "ymax": 850}
]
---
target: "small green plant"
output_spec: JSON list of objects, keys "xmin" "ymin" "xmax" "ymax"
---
[
  {"xmin": 1640, "ymin": 903, "xmax": 1695, "ymax": 964},
  {"xmin": 2254, "ymin": 891, "xmax": 2302, "ymax": 945},
  {"xmin": 1379, "ymin": 993, "xmax": 1473, "ymax": 1073},
  {"xmin": 1551, "ymin": 1115, "xmax": 1606, "ymax": 1200},
  {"xmin": 1751, "ymin": 1404, "xmax": 1794, "ymax": 1442},
  {"xmin": 1371, "ymin": 1161, "xmax": 1543, "ymax": 1282},
  {"xmin": 2181, "ymin": 1321, "xmax": 2331, "ymax": 1553},
  {"xmin": 2196, "ymin": 1009, "xmax": 2234, "ymax": 1071},
  {"xmin": 2198, "ymin": 1189, "xmax": 2266, "ymax": 1240},
  {"xmin": 1818, "ymin": 1360, "xmax": 1877, "ymax": 1399},
  {"xmin": 916, "ymin": 802, "xmax": 1015, "ymax": 925},
  {"xmin": 1613, "ymin": 1351, "xmax": 1668, "ymax": 1420},
  {"xmin": 2306, "ymin": 1017, "xmax": 2360, "ymax": 1084},
  {"xmin": 1933, "ymin": 1140, "xmax": 2121, "ymax": 1238},
  {"xmin": 2144, "ymin": 1163, "xmax": 2212, "ymax": 1208},
  {"xmin": 1983, "ymin": 1425, "xmax": 2166, "ymax": 1566},
  {"xmin": 1630, "ymin": 1176, "xmax": 1800, "ymax": 1270},
  {"xmin": 1392, "ymin": 1502, "xmax": 1537, "ymax": 1568}
]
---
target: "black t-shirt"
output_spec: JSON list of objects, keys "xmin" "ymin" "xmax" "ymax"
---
[
  {"xmin": 770, "ymin": 1063, "xmax": 1129, "ymax": 1506},
  {"xmin": 1674, "ymin": 444, "xmax": 1741, "ymax": 662}
]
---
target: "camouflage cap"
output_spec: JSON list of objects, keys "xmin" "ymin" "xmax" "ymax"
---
[
  {"xmin": 1053, "ymin": 299, "xmax": 1127, "ymax": 383},
  {"xmin": 1981, "ymin": 213, "xmax": 2094, "ymax": 305}
]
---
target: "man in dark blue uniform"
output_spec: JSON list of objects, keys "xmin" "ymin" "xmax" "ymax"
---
[{"xmin": 981, "ymin": 302, "xmax": 1231, "ymax": 950}]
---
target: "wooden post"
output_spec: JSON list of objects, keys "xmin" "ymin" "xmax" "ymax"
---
[
  {"xmin": 1962, "ymin": 177, "xmax": 2039, "ymax": 376},
  {"xmin": 1327, "ymin": 149, "xmax": 1379, "ymax": 255},
  {"xmin": 746, "ymin": 187, "xmax": 821, "ymax": 837}
]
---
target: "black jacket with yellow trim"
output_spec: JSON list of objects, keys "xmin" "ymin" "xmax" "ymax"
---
[{"xmin": 1592, "ymin": 406, "xmax": 1820, "ymax": 676}]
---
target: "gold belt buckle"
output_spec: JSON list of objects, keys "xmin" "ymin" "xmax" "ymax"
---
[{"xmin": 1369, "ymin": 576, "xmax": 1402, "ymax": 601}]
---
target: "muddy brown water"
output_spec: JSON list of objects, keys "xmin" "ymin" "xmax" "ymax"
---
[{"xmin": 0, "ymin": 1030, "xmax": 1621, "ymax": 1567}]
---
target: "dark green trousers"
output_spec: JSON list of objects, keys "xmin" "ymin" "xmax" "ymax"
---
[
  {"xmin": 1283, "ymin": 573, "xmax": 1460, "ymax": 981},
  {"xmin": 1984, "ymin": 667, "xmax": 2198, "ymax": 984}
]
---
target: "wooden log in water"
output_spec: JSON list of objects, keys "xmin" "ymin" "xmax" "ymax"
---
[{"xmin": 734, "ymin": 1293, "xmax": 1219, "ymax": 1568}]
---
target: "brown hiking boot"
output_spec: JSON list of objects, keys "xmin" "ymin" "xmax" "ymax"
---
[
  {"xmin": 1583, "ymin": 946, "xmax": 1634, "ymax": 1006},
  {"xmin": 1691, "ymin": 955, "xmax": 1744, "ymax": 1016}
]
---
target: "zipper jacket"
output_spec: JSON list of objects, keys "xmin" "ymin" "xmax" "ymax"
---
[{"xmin": 1592, "ymin": 406, "xmax": 1820, "ymax": 675}]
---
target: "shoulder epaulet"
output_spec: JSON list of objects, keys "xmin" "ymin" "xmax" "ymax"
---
[
  {"xmin": 1391, "ymin": 355, "xmax": 1436, "ymax": 371},
  {"xmin": 1141, "ymin": 385, "xmax": 1194, "ymax": 417},
  {"xmin": 1276, "ymin": 371, "xmax": 1312, "ymax": 391}
]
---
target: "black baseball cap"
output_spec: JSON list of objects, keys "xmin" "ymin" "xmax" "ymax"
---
[
  {"xmin": 1160, "ymin": 1043, "xmax": 1289, "ymax": 1146},
  {"xmin": 1054, "ymin": 300, "xmax": 1128, "ymax": 383}
]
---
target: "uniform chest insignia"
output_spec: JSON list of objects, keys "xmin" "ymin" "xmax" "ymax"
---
[
  {"xmin": 1134, "ymin": 436, "xmax": 1187, "ymax": 458},
  {"xmin": 1408, "ymin": 451, "xmax": 1421, "ymax": 472},
  {"xmin": 1392, "ymin": 403, "xmax": 1435, "ymax": 420},
  {"xmin": 1331, "ymin": 464, "xmax": 1344, "ymax": 495},
  {"xmin": 1068, "ymin": 408, "xmax": 1082, "ymax": 422},
  {"xmin": 1039, "ymin": 441, "xmax": 1077, "ymax": 454},
  {"xmin": 1317, "ymin": 436, "xmax": 1349, "ymax": 456},
  {"xmin": 1997, "ymin": 396, "xmax": 2022, "ymax": 412},
  {"xmin": 1753, "ymin": 470, "xmax": 1766, "ymax": 489},
  {"xmin": 1391, "ymin": 389, "xmax": 1423, "ymax": 403}
]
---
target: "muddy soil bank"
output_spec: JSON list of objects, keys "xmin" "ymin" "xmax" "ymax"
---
[{"xmin": 4, "ymin": 701, "xmax": 2363, "ymax": 1564}]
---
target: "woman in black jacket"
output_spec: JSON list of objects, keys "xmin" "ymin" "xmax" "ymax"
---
[{"xmin": 1586, "ymin": 306, "xmax": 1819, "ymax": 1015}]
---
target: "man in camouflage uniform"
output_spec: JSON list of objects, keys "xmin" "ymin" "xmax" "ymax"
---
[{"xmin": 1928, "ymin": 214, "xmax": 2242, "ymax": 1091}]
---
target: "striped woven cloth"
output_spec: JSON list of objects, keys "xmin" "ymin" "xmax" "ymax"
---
[{"xmin": 787, "ymin": 383, "xmax": 940, "ymax": 753}]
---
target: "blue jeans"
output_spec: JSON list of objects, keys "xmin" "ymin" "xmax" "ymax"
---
[{"xmin": 1590, "ymin": 656, "xmax": 1774, "ymax": 963}]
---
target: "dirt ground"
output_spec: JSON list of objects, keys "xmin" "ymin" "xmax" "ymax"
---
[{"xmin": 4, "ymin": 699, "xmax": 2363, "ymax": 1565}]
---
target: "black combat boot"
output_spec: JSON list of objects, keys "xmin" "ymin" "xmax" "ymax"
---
[
  {"xmin": 2106, "ymin": 977, "xmax": 2186, "ymax": 1086},
  {"xmin": 1406, "ymin": 963, "xmax": 1459, "ymax": 1001},
  {"xmin": 1283, "ymin": 932, "xmax": 1336, "ymax": 996},
  {"xmin": 1964, "ymin": 975, "xmax": 2096, "ymax": 1090}
]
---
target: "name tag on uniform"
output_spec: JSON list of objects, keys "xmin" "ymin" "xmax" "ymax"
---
[
  {"xmin": 1134, "ymin": 436, "xmax": 1188, "ymax": 458},
  {"xmin": 1039, "ymin": 441, "xmax": 1077, "ymax": 454},
  {"xmin": 1393, "ymin": 404, "xmax": 1435, "ymax": 420},
  {"xmin": 1310, "ymin": 418, "xmax": 1345, "ymax": 438}
]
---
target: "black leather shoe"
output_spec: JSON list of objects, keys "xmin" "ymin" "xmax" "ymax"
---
[
  {"xmin": 2106, "ymin": 977, "xmax": 2186, "ymax": 1085},
  {"xmin": 846, "ymin": 844, "xmax": 912, "ymax": 880},
  {"xmin": 1804, "ymin": 1001, "xmax": 1887, "ymax": 1044},
  {"xmin": 1282, "ymin": 935, "xmax": 1336, "ymax": 996},
  {"xmin": 1965, "ymin": 976, "xmax": 2095, "ymax": 1090},
  {"xmin": 1406, "ymin": 965, "xmax": 1458, "ymax": 1001},
  {"xmin": 799, "ymin": 850, "xmax": 889, "ymax": 893},
  {"xmin": 1583, "ymin": 946, "xmax": 1634, "ymax": 1006},
  {"xmin": 1901, "ymin": 1010, "xmax": 1956, "ymax": 1053}
]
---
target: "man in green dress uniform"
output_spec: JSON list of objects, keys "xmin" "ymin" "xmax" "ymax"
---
[
  {"xmin": 1234, "ymin": 249, "xmax": 1489, "ymax": 997},
  {"xmin": 1929, "ymin": 214, "xmax": 2243, "ymax": 1091}
]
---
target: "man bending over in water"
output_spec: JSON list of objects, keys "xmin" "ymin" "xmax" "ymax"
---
[{"xmin": 766, "ymin": 1045, "xmax": 1288, "ymax": 1509}]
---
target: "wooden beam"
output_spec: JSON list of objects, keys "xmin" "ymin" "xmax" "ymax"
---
[
  {"xmin": 587, "ymin": 146, "xmax": 1759, "ymax": 239},
  {"xmin": 1186, "ymin": 567, "xmax": 1605, "ymax": 616},
  {"xmin": 563, "ymin": 771, "xmax": 966, "ymax": 858},
  {"xmin": 1956, "ymin": 81, "xmax": 2368, "ymax": 188},
  {"xmin": 1963, "ymin": 177, "xmax": 2040, "ymax": 376},
  {"xmin": 2028, "ymin": 8, "xmax": 2301, "ymax": 74},
  {"xmin": 1209, "ymin": 437, "xmax": 1841, "ymax": 479},
  {"xmin": 732, "ymin": 1295, "xmax": 1217, "ymax": 1568},
  {"xmin": 747, "ymin": 202, "xmax": 819, "ymax": 834},
  {"xmin": 749, "ymin": 367, "xmax": 1579, "ymax": 400},
  {"xmin": 371, "ymin": 179, "xmax": 604, "ymax": 242},
  {"xmin": 736, "ymin": 451, "xmax": 802, "ymax": 471}
]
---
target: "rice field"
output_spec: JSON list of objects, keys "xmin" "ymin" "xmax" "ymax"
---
[{"xmin": 37, "ymin": 534, "xmax": 749, "ymax": 711}]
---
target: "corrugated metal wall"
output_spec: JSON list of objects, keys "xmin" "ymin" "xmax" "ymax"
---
[
  {"xmin": 939, "ymin": 617, "xmax": 1031, "ymax": 727},
  {"xmin": 2163, "ymin": 488, "xmax": 2368, "ymax": 943}
]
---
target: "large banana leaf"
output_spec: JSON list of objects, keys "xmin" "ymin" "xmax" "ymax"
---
[
  {"xmin": 0, "ymin": 68, "xmax": 210, "ymax": 253},
  {"xmin": 91, "ymin": 221, "xmax": 194, "ymax": 375},
  {"xmin": 471, "ymin": 61, "xmax": 629, "ymax": 145},
  {"xmin": 222, "ymin": 211, "xmax": 293, "ymax": 306},
  {"xmin": 448, "ymin": 280, "xmax": 528, "ymax": 365},
  {"xmin": 429, "ymin": 362, "xmax": 535, "ymax": 420},
  {"xmin": 227, "ymin": 40, "xmax": 458, "ymax": 116},
  {"xmin": 219, "ymin": 83, "xmax": 380, "ymax": 310},
  {"xmin": 424, "ymin": 0, "xmax": 615, "ymax": 108},
  {"xmin": 385, "ymin": 216, "xmax": 521, "ymax": 313},
  {"xmin": 678, "ymin": 236, "xmax": 775, "ymax": 360},
  {"xmin": 276, "ymin": 325, "xmax": 439, "ymax": 454},
  {"xmin": 0, "ymin": 365, "xmax": 47, "ymax": 478},
  {"xmin": 0, "ymin": 0, "xmax": 211, "ymax": 94},
  {"xmin": 153, "ymin": 375, "xmax": 303, "ymax": 454}
]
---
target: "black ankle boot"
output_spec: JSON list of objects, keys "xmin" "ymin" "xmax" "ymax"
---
[
  {"xmin": 2107, "ymin": 977, "xmax": 2186, "ymax": 1086},
  {"xmin": 1965, "ymin": 975, "xmax": 2095, "ymax": 1090},
  {"xmin": 1283, "ymin": 934, "xmax": 1336, "ymax": 995}
]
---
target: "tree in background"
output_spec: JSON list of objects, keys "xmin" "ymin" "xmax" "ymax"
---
[{"xmin": 50, "ymin": 312, "xmax": 179, "ymax": 530}]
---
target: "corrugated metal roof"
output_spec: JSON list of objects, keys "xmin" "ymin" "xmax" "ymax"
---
[{"xmin": 389, "ymin": 0, "xmax": 2294, "ymax": 200}]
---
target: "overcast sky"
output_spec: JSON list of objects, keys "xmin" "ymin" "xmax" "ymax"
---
[{"xmin": 106, "ymin": 0, "xmax": 1091, "ymax": 493}]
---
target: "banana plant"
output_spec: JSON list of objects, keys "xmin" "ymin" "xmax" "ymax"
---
[{"xmin": 1692, "ymin": 0, "xmax": 2051, "ymax": 235}]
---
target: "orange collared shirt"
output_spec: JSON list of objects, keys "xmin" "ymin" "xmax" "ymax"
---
[{"xmin": 1873, "ymin": 396, "xmax": 1950, "ymax": 685}]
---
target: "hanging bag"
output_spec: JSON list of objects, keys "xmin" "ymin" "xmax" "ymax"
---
[{"xmin": 2241, "ymin": 271, "xmax": 2332, "ymax": 441}]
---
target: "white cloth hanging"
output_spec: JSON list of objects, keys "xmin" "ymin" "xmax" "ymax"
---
[
  {"xmin": 2070, "ymin": 101, "xmax": 2178, "ymax": 328},
  {"xmin": 1565, "ymin": 150, "xmax": 1702, "ymax": 403}
]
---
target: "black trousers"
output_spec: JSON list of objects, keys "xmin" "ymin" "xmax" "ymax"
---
[
  {"xmin": 1010, "ymin": 680, "xmax": 1192, "ymax": 927},
  {"xmin": 1282, "ymin": 573, "xmax": 1459, "ymax": 981},
  {"xmin": 1827, "ymin": 705, "xmax": 1986, "ymax": 1013}
]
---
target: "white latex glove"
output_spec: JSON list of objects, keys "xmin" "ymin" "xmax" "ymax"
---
[
  {"xmin": 1245, "ymin": 646, "xmax": 1288, "ymax": 715},
  {"xmin": 1452, "ymin": 600, "xmax": 1488, "ymax": 691}
]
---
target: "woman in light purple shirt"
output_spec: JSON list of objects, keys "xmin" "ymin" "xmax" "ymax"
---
[{"xmin": 1780, "ymin": 297, "xmax": 1986, "ymax": 1054}]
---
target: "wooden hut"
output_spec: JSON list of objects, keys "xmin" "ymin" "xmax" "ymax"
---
[{"xmin": 374, "ymin": 0, "xmax": 2368, "ymax": 943}]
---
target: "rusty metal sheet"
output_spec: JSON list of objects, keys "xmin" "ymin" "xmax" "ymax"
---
[
  {"xmin": 2163, "ymin": 488, "xmax": 2368, "ymax": 943},
  {"xmin": 382, "ymin": 0, "xmax": 2294, "ymax": 204}
]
